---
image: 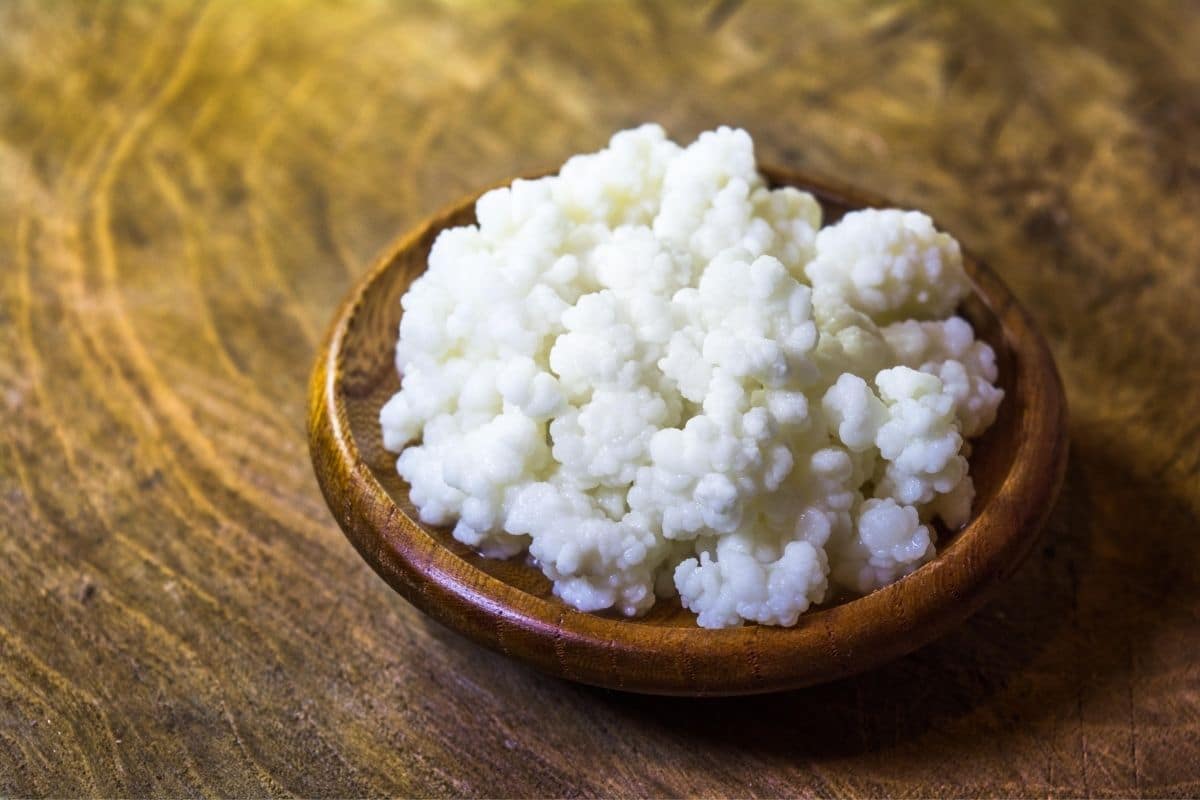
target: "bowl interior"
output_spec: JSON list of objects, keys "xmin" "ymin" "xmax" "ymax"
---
[{"xmin": 336, "ymin": 175, "xmax": 1019, "ymax": 629}]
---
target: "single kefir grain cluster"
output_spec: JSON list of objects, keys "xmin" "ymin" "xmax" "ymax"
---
[{"xmin": 380, "ymin": 125, "xmax": 1003, "ymax": 628}]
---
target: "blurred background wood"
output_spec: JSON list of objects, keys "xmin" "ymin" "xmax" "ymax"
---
[{"xmin": 1, "ymin": 0, "xmax": 1197, "ymax": 796}]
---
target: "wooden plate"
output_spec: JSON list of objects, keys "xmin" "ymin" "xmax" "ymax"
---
[{"xmin": 307, "ymin": 166, "xmax": 1069, "ymax": 696}]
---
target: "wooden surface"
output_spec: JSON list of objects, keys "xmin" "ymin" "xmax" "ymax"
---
[
  {"xmin": 1, "ymin": 0, "xmax": 1197, "ymax": 794},
  {"xmin": 309, "ymin": 169, "xmax": 1069, "ymax": 696}
]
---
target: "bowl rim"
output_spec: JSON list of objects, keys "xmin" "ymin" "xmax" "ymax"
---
[{"xmin": 307, "ymin": 166, "xmax": 1069, "ymax": 696}]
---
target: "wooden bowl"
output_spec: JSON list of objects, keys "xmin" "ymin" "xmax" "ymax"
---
[{"xmin": 308, "ymin": 166, "xmax": 1069, "ymax": 696}]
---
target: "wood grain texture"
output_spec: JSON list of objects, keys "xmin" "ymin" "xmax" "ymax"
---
[
  {"xmin": 1, "ymin": 0, "xmax": 1197, "ymax": 794},
  {"xmin": 309, "ymin": 168, "xmax": 1069, "ymax": 696}
]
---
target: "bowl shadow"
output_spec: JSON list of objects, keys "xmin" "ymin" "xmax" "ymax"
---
[{"xmin": 572, "ymin": 428, "xmax": 1195, "ymax": 762}]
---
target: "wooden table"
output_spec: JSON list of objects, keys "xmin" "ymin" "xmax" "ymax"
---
[{"xmin": 2, "ymin": 1, "xmax": 1197, "ymax": 796}]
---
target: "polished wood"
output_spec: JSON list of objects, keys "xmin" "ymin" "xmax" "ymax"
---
[
  {"xmin": 309, "ymin": 168, "xmax": 1069, "ymax": 696},
  {"xmin": 3, "ymin": 0, "xmax": 1198, "ymax": 795}
]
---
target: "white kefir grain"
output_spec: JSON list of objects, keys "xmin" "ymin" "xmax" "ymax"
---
[{"xmin": 381, "ymin": 125, "xmax": 1003, "ymax": 628}]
